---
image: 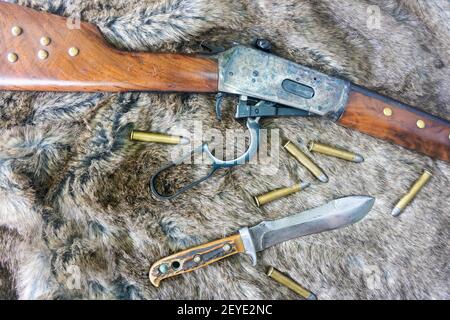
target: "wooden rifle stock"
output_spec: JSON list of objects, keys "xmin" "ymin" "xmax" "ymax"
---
[
  {"xmin": 1, "ymin": 3, "xmax": 449, "ymax": 162},
  {"xmin": 339, "ymin": 86, "xmax": 450, "ymax": 162},
  {"xmin": 0, "ymin": 2, "xmax": 218, "ymax": 92}
]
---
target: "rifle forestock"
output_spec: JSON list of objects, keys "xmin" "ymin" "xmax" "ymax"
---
[
  {"xmin": 338, "ymin": 85, "xmax": 450, "ymax": 162},
  {"xmin": 0, "ymin": 2, "xmax": 218, "ymax": 92}
]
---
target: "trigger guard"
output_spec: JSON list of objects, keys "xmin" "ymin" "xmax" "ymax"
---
[
  {"xmin": 202, "ymin": 117, "xmax": 260, "ymax": 168},
  {"xmin": 149, "ymin": 117, "xmax": 260, "ymax": 200},
  {"xmin": 149, "ymin": 146, "xmax": 217, "ymax": 200}
]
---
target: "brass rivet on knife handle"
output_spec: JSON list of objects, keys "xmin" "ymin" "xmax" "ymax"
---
[
  {"xmin": 130, "ymin": 130, "xmax": 189, "ymax": 145},
  {"xmin": 254, "ymin": 182, "xmax": 311, "ymax": 207},
  {"xmin": 308, "ymin": 141, "xmax": 364, "ymax": 163},
  {"xmin": 266, "ymin": 267, "xmax": 317, "ymax": 300},
  {"xmin": 392, "ymin": 170, "xmax": 432, "ymax": 217},
  {"xmin": 283, "ymin": 141, "xmax": 328, "ymax": 183},
  {"xmin": 149, "ymin": 234, "xmax": 244, "ymax": 287}
]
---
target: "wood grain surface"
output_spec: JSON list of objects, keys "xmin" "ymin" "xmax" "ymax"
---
[
  {"xmin": 0, "ymin": 2, "xmax": 218, "ymax": 92},
  {"xmin": 339, "ymin": 85, "xmax": 450, "ymax": 162}
]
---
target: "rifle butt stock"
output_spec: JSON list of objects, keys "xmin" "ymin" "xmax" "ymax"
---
[{"xmin": 0, "ymin": 2, "xmax": 218, "ymax": 93}]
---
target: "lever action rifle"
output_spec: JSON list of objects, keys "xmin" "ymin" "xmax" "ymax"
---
[{"xmin": 1, "ymin": 3, "xmax": 449, "ymax": 186}]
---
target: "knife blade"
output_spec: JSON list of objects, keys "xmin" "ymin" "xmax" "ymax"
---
[{"xmin": 149, "ymin": 196, "xmax": 375, "ymax": 287}]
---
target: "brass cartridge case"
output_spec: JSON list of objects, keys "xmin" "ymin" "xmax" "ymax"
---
[
  {"xmin": 254, "ymin": 182, "xmax": 310, "ymax": 207},
  {"xmin": 283, "ymin": 141, "xmax": 328, "ymax": 183},
  {"xmin": 308, "ymin": 141, "xmax": 364, "ymax": 163},
  {"xmin": 267, "ymin": 267, "xmax": 317, "ymax": 300},
  {"xmin": 130, "ymin": 130, "xmax": 189, "ymax": 145},
  {"xmin": 392, "ymin": 170, "xmax": 432, "ymax": 217}
]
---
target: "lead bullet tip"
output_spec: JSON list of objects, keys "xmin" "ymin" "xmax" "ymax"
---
[
  {"xmin": 300, "ymin": 182, "xmax": 311, "ymax": 189},
  {"xmin": 391, "ymin": 207, "xmax": 403, "ymax": 217},
  {"xmin": 307, "ymin": 293, "xmax": 318, "ymax": 300},
  {"xmin": 179, "ymin": 137, "xmax": 190, "ymax": 145},
  {"xmin": 318, "ymin": 174, "xmax": 329, "ymax": 183},
  {"xmin": 353, "ymin": 154, "xmax": 364, "ymax": 163}
]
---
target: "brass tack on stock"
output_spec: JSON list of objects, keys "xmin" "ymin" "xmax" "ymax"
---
[
  {"xmin": 266, "ymin": 267, "xmax": 317, "ymax": 300},
  {"xmin": 392, "ymin": 170, "xmax": 432, "ymax": 217},
  {"xmin": 7, "ymin": 52, "xmax": 18, "ymax": 63},
  {"xmin": 68, "ymin": 47, "xmax": 79, "ymax": 57},
  {"xmin": 283, "ymin": 140, "xmax": 329, "ymax": 183},
  {"xmin": 40, "ymin": 36, "xmax": 51, "ymax": 46},
  {"xmin": 11, "ymin": 25, "xmax": 23, "ymax": 36},
  {"xmin": 130, "ymin": 130, "xmax": 190, "ymax": 145},
  {"xmin": 37, "ymin": 49, "xmax": 49, "ymax": 60},
  {"xmin": 254, "ymin": 182, "xmax": 311, "ymax": 207},
  {"xmin": 308, "ymin": 141, "xmax": 364, "ymax": 163}
]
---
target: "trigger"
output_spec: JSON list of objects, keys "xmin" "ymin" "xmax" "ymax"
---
[{"xmin": 215, "ymin": 92, "xmax": 225, "ymax": 120}]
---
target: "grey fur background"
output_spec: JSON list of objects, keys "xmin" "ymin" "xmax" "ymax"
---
[{"xmin": 0, "ymin": 0, "xmax": 449, "ymax": 300}]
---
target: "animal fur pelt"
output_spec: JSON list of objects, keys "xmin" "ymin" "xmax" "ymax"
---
[{"xmin": 0, "ymin": 0, "xmax": 449, "ymax": 300}]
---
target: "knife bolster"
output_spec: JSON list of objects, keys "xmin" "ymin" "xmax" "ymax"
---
[{"xmin": 239, "ymin": 227, "xmax": 257, "ymax": 266}]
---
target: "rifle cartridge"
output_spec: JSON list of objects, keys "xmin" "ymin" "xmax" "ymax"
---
[
  {"xmin": 130, "ymin": 130, "xmax": 189, "ymax": 145},
  {"xmin": 254, "ymin": 182, "xmax": 310, "ymax": 207},
  {"xmin": 392, "ymin": 170, "xmax": 432, "ymax": 217},
  {"xmin": 308, "ymin": 141, "xmax": 364, "ymax": 163},
  {"xmin": 267, "ymin": 267, "xmax": 317, "ymax": 300},
  {"xmin": 283, "ymin": 141, "xmax": 328, "ymax": 183}
]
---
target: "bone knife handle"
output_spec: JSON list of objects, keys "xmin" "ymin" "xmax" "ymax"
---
[{"xmin": 149, "ymin": 234, "xmax": 244, "ymax": 287}]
